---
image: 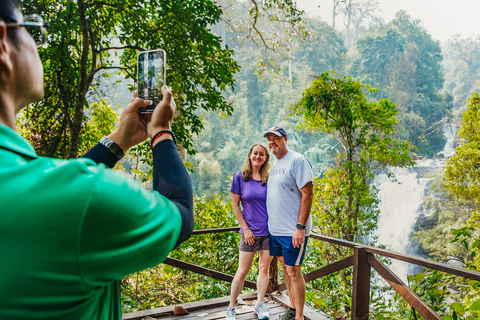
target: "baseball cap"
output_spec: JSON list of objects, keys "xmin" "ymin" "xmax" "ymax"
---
[{"xmin": 263, "ymin": 126, "xmax": 287, "ymax": 137}]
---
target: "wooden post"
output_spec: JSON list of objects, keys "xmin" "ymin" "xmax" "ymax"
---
[
  {"xmin": 352, "ymin": 246, "xmax": 371, "ymax": 320},
  {"xmin": 266, "ymin": 256, "xmax": 278, "ymax": 293}
]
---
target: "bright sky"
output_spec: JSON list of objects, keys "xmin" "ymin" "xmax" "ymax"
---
[{"xmin": 297, "ymin": 0, "xmax": 480, "ymax": 43}]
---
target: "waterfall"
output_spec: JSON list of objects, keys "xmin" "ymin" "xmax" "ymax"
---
[
  {"xmin": 372, "ymin": 124, "xmax": 457, "ymax": 283},
  {"xmin": 437, "ymin": 124, "xmax": 458, "ymax": 159},
  {"xmin": 373, "ymin": 167, "xmax": 433, "ymax": 282}
]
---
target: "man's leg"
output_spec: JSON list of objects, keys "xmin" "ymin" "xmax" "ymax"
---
[
  {"xmin": 283, "ymin": 264, "xmax": 305, "ymax": 320},
  {"xmin": 278, "ymin": 256, "xmax": 296, "ymax": 310}
]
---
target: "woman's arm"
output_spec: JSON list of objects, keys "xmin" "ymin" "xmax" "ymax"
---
[{"xmin": 231, "ymin": 192, "xmax": 255, "ymax": 246}]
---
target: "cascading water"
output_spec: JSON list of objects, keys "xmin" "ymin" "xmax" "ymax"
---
[
  {"xmin": 372, "ymin": 124, "xmax": 457, "ymax": 283},
  {"xmin": 373, "ymin": 167, "xmax": 434, "ymax": 282},
  {"xmin": 437, "ymin": 124, "xmax": 458, "ymax": 159}
]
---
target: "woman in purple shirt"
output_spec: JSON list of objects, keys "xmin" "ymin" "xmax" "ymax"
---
[{"xmin": 226, "ymin": 143, "xmax": 273, "ymax": 320}]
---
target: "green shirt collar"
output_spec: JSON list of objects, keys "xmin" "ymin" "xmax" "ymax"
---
[{"xmin": 0, "ymin": 124, "xmax": 38, "ymax": 159}]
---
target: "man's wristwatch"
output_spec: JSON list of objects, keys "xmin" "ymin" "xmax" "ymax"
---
[
  {"xmin": 296, "ymin": 224, "xmax": 306, "ymax": 230},
  {"xmin": 99, "ymin": 137, "xmax": 125, "ymax": 160}
]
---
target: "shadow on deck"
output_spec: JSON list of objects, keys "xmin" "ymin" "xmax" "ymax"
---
[{"xmin": 122, "ymin": 292, "xmax": 332, "ymax": 320}]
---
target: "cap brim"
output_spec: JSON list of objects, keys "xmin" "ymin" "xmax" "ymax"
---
[{"xmin": 263, "ymin": 131, "xmax": 282, "ymax": 137}]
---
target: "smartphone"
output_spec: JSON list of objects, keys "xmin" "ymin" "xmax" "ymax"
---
[{"xmin": 137, "ymin": 49, "xmax": 166, "ymax": 113}]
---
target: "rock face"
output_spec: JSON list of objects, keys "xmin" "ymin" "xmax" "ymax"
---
[
  {"xmin": 412, "ymin": 164, "xmax": 444, "ymax": 179},
  {"xmin": 414, "ymin": 213, "xmax": 439, "ymax": 231}
]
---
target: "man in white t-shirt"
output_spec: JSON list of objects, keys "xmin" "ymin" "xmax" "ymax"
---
[{"xmin": 264, "ymin": 126, "xmax": 314, "ymax": 320}]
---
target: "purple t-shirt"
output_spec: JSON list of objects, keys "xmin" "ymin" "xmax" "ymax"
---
[{"xmin": 230, "ymin": 172, "xmax": 269, "ymax": 236}]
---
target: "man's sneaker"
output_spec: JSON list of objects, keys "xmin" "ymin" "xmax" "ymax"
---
[
  {"xmin": 275, "ymin": 309, "xmax": 296, "ymax": 320},
  {"xmin": 226, "ymin": 306, "xmax": 236, "ymax": 320},
  {"xmin": 254, "ymin": 302, "xmax": 269, "ymax": 319}
]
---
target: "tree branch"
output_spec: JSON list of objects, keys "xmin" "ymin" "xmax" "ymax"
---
[{"xmin": 97, "ymin": 45, "xmax": 146, "ymax": 53}]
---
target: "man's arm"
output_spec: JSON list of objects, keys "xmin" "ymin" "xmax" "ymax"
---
[
  {"xmin": 152, "ymin": 139, "xmax": 193, "ymax": 247},
  {"xmin": 292, "ymin": 181, "xmax": 314, "ymax": 248},
  {"xmin": 84, "ymin": 86, "xmax": 194, "ymax": 248}
]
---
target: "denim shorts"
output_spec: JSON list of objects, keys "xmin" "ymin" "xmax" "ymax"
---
[{"xmin": 269, "ymin": 235, "xmax": 309, "ymax": 266}]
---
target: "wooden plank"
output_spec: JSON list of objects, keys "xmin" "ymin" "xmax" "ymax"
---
[
  {"xmin": 122, "ymin": 293, "xmax": 258, "ymax": 320},
  {"xmin": 163, "ymin": 257, "xmax": 256, "ymax": 289},
  {"xmin": 193, "ymin": 227, "xmax": 240, "ymax": 235},
  {"xmin": 172, "ymin": 303, "xmax": 285, "ymax": 320},
  {"xmin": 270, "ymin": 292, "xmax": 332, "ymax": 320},
  {"xmin": 278, "ymin": 282, "xmax": 287, "ymax": 292},
  {"xmin": 303, "ymin": 256, "xmax": 354, "ymax": 283},
  {"xmin": 351, "ymin": 247, "xmax": 371, "ymax": 320},
  {"xmin": 367, "ymin": 254, "xmax": 442, "ymax": 320}
]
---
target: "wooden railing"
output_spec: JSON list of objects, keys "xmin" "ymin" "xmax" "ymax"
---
[{"xmin": 164, "ymin": 227, "xmax": 480, "ymax": 320}]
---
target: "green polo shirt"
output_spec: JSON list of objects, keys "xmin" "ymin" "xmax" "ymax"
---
[{"xmin": 0, "ymin": 124, "xmax": 182, "ymax": 319}]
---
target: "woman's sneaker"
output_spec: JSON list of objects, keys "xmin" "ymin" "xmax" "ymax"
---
[
  {"xmin": 226, "ymin": 306, "xmax": 236, "ymax": 320},
  {"xmin": 254, "ymin": 302, "xmax": 269, "ymax": 319}
]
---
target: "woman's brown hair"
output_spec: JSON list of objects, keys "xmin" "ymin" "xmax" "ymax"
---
[{"xmin": 240, "ymin": 143, "xmax": 270, "ymax": 186}]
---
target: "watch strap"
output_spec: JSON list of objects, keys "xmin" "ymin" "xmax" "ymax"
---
[
  {"xmin": 296, "ymin": 223, "xmax": 306, "ymax": 230},
  {"xmin": 99, "ymin": 137, "xmax": 125, "ymax": 160}
]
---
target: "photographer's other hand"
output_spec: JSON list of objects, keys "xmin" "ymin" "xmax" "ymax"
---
[
  {"xmin": 148, "ymin": 85, "xmax": 176, "ymax": 145},
  {"xmin": 107, "ymin": 96, "xmax": 151, "ymax": 152}
]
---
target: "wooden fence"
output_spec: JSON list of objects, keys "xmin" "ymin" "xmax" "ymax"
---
[{"xmin": 163, "ymin": 227, "xmax": 480, "ymax": 320}]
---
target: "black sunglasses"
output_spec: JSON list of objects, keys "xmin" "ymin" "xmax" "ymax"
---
[{"xmin": 5, "ymin": 14, "xmax": 48, "ymax": 47}]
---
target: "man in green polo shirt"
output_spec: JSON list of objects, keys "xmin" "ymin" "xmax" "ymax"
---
[{"xmin": 0, "ymin": 1, "xmax": 194, "ymax": 319}]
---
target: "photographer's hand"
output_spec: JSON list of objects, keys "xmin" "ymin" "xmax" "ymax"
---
[
  {"xmin": 148, "ymin": 85, "xmax": 176, "ymax": 147},
  {"xmin": 107, "ymin": 95, "xmax": 151, "ymax": 152}
]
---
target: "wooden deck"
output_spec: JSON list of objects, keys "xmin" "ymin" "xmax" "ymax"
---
[{"xmin": 122, "ymin": 293, "xmax": 332, "ymax": 320}]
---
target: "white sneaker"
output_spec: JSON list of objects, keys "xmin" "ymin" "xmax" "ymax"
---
[
  {"xmin": 254, "ymin": 302, "xmax": 269, "ymax": 320},
  {"xmin": 226, "ymin": 306, "xmax": 236, "ymax": 320}
]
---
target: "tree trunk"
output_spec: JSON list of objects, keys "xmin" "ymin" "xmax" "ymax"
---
[
  {"xmin": 266, "ymin": 257, "xmax": 278, "ymax": 293},
  {"xmin": 68, "ymin": 0, "xmax": 97, "ymax": 159}
]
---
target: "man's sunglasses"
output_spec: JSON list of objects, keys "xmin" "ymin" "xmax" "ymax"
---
[{"xmin": 5, "ymin": 14, "xmax": 48, "ymax": 47}]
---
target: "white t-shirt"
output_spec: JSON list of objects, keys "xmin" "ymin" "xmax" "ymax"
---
[{"xmin": 267, "ymin": 150, "xmax": 314, "ymax": 236}]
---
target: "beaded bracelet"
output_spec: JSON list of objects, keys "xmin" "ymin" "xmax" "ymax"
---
[{"xmin": 151, "ymin": 129, "xmax": 176, "ymax": 148}]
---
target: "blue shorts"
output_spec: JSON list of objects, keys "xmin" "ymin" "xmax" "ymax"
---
[{"xmin": 269, "ymin": 235, "xmax": 309, "ymax": 266}]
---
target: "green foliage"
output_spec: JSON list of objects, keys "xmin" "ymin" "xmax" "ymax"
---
[
  {"xmin": 302, "ymin": 234, "xmax": 354, "ymax": 318},
  {"xmin": 445, "ymin": 92, "xmax": 480, "ymax": 202},
  {"xmin": 295, "ymin": 19, "xmax": 347, "ymax": 77},
  {"xmin": 417, "ymin": 91, "xmax": 480, "ymax": 320},
  {"xmin": 412, "ymin": 172, "xmax": 471, "ymax": 263},
  {"xmin": 121, "ymin": 193, "xmax": 248, "ymax": 312},
  {"xmin": 78, "ymin": 100, "xmax": 120, "ymax": 155},
  {"xmin": 19, "ymin": 0, "xmax": 239, "ymax": 159},
  {"xmin": 352, "ymin": 10, "xmax": 452, "ymax": 156},
  {"xmin": 288, "ymin": 72, "xmax": 414, "ymax": 318},
  {"xmin": 443, "ymin": 35, "xmax": 480, "ymax": 113},
  {"xmin": 293, "ymin": 72, "xmax": 414, "ymax": 243},
  {"xmin": 218, "ymin": 0, "xmax": 308, "ymax": 77},
  {"xmin": 369, "ymin": 270, "xmax": 453, "ymax": 320}
]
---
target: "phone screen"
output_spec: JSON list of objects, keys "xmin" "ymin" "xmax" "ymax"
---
[{"xmin": 137, "ymin": 49, "xmax": 166, "ymax": 113}]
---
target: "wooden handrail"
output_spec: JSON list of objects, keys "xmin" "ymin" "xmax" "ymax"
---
[
  {"xmin": 164, "ymin": 257, "xmax": 257, "ymax": 289},
  {"xmin": 192, "ymin": 226, "xmax": 240, "ymax": 235},
  {"xmin": 165, "ymin": 227, "xmax": 480, "ymax": 320},
  {"xmin": 367, "ymin": 253, "xmax": 441, "ymax": 320},
  {"xmin": 311, "ymin": 233, "xmax": 480, "ymax": 281}
]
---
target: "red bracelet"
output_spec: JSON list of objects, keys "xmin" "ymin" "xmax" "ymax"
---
[{"xmin": 151, "ymin": 130, "xmax": 176, "ymax": 148}]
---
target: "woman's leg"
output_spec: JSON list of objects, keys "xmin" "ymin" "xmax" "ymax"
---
[
  {"xmin": 229, "ymin": 250, "xmax": 256, "ymax": 307},
  {"xmin": 256, "ymin": 249, "xmax": 273, "ymax": 304}
]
